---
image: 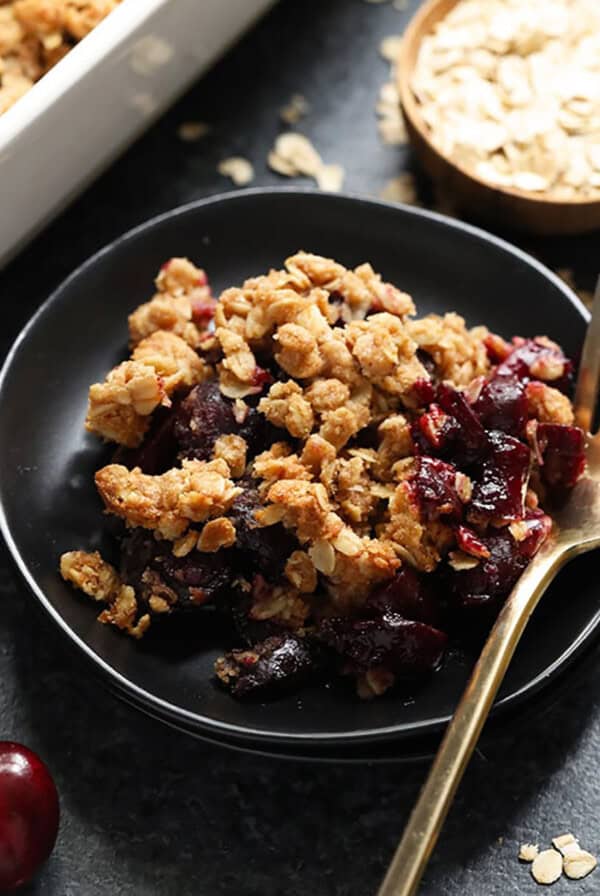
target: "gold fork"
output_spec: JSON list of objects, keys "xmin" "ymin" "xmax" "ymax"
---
[{"xmin": 378, "ymin": 277, "xmax": 600, "ymax": 896}]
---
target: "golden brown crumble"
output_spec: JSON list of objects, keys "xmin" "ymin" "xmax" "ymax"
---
[
  {"xmin": 60, "ymin": 550, "xmax": 120, "ymax": 602},
  {"xmin": 259, "ymin": 381, "xmax": 315, "ymax": 440},
  {"xmin": 0, "ymin": 1, "xmax": 120, "ymax": 115},
  {"xmin": 171, "ymin": 531, "xmax": 198, "ymax": 558},
  {"xmin": 128, "ymin": 258, "xmax": 214, "ymax": 348},
  {"xmin": 284, "ymin": 550, "xmax": 318, "ymax": 594},
  {"xmin": 85, "ymin": 360, "xmax": 166, "ymax": 448},
  {"xmin": 375, "ymin": 414, "xmax": 413, "ymax": 480},
  {"xmin": 252, "ymin": 443, "xmax": 312, "ymax": 488},
  {"xmin": 377, "ymin": 481, "xmax": 451, "ymax": 573},
  {"xmin": 407, "ymin": 313, "xmax": 491, "ymax": 386},
  {"xmin": 59, "ymin": 549, "xmax": 149, "ymax": 638},
  {"xmin": 95, "ymin": 459, "xmax": 241, "ymax": 540},
  {"xmin": 131, "ymin": 330, "xmax": 210, "ymax": 392},
  {"xmin": 300, "ymin": 434, "xmax": 337, "ymax": 477},
  {"xmin": 86, "ymin": 329, "xmax": 210, "ymax": 447},
  {"xmin": 212, "ymin": 434, "xmax": 247, "ymax": 479},
  {"xmin": 346, "ymin": 313, "xmax": 427, "ymax": 395},
  {"xmin": 98, "ymin": 585, "xmax": 150, "ymax": 640},
  {"xmin": 526, "ymin": 381, "xmax": 574, "ymax": 425},
  {"xmin": 248, "ymin": 581, "xmax": 310, "ymax": 630},
  {"xmin": 319, "ymin": 403, "xmax": 371, "ymax": 451},
  {"xmin": 327, "ymin": 536, "xmax": 400, "ymax": 610},
  {"xmin": 267, "ymin": 479, "xmax": 344, "ymax": 545}
]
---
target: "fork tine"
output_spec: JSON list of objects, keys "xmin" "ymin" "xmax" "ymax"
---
[{"xmin": 574, "ymin": 274, "xmax": 600, "ymax": 434}]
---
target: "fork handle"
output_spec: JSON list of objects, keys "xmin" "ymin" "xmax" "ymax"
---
[{"xmin": 377, "ymin": 543, "xmax": 566, "ymax": 896}]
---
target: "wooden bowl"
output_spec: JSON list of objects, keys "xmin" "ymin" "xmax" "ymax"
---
[{"xmin": 398, "ymin": 0, "xmax": 600, "ymax": 236}]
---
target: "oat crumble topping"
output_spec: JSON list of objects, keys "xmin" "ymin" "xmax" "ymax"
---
[
  {"xmin": 0, "ymin": 0, "xmax": 120, "ymax": 115},
  {"xmin": 61, "ymin": 252, "xmax": 585, "ymax": 700}
]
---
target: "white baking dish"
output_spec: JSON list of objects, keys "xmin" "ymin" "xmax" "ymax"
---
[{"xmin": 0, "ymin": 0, "xmax": 274, "ymax": 268}]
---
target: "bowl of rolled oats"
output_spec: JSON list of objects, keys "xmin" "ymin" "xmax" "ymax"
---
[
  {"xmin": 0, "ymin": 190, "xmax": 596, "ymax": 755},
  {"xmin": 398, "ymin": 0, "xmax": 600, "ymax": 234}
]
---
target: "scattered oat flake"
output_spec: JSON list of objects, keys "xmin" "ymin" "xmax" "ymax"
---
[
  {"xmin": 518, "ymin": 843, "xmax": 539, "ymax": 863},
  {"xmin": 177, "ymin": 121, "xmax": 211, "ymax": 142},
  {"xmin": 269, "ymin": 133, "xmax": 343, "ymax": 192},
  {"xmin": 315, "ymin": 163, "xmax": 345, "ymax": 192},
  {"xmin": 531, "ymin": 849, "xmax": 563, "ymax": 885},
  {"xmin": 563, "ymin": 850, "xmax": 597, "ymax": 880},
  {"xmin": 267, "ymin": 151, "xmax": 298, "ymax": 177},
  {"xmin": 377, "ymin": 82, "xmax": 401, "ymax": 120},
  {"xmin": 448, "ymin": 550, "xmax": 480, "ymax": 571},
  {"xmin": 218, "ymin": 157, "xmax": 254, "ymax": 186},
  {"xmin": 272, "ymin": 132, "xmax": 323, "ymax": 176},
  {"xmin": 551, "ymin": 833, "xmax": 579, "ymax": 855},
  {"xmin": 379, "ymin": 35, "xmax": 403, "ymax": 63},
  {"xmin": 279, "ymin": 93, "xmax": 310, "ymax": 125},
  {"xmin": 380, "ymin": 173, "xmax": 419, "ymax": 204},
  {"xmin": 378, "ymin": 116, "xmax": 408, "ymax": 145}
]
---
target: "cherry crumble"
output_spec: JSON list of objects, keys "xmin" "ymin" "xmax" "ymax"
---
[{"xmin": 60, "ymin": 253, "xmax": 586, "ymax": 700}]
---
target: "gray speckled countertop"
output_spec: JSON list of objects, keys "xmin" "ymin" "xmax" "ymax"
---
[{"xmin": 1, "ymin": 1, "xmax": 599, "ymax": 893}]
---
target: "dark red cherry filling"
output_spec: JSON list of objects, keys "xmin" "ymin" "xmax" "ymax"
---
[
  {"xmin": 366, "ymin": 567, "xmax": 441, "ymax": 627},
  {"xmin": 473, "ymin": 376, "xmax": 528, "ymax": 436},
  {"xmin": 318, "ymin": 614, "xmax": 448, "ymax": 678},
  {"xmin": 221, "ymin": 634, "xmax": 324, "ymax": 698},
  {"xmin": 469, "ymin": 431, "xmax": 530, "ymax": 522},
  {"xmin": 410, "ymin": 456, "xmax": 464, "ymax": 522},
  {"xmin": 536, "ymin": 423, "xmax": 587, "ymax": 489}
]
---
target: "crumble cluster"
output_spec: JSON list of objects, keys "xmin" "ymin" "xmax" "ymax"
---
[
  {"xmin": 0, "ymin": 0, "xmax": 120, "ymax": 115},
  {"xmin": 61, "ymin": 252, "xmax": 583, "ymax": 699}
]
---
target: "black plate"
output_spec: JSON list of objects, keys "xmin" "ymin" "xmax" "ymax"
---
[{"xmin": 0, "ymin": 189, "xmax": 595, "ymax": 756}]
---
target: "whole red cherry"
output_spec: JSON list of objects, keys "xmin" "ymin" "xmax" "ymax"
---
[{"xmin": 0, "ymin": 743, "xmax": 59, "ymax": 891}]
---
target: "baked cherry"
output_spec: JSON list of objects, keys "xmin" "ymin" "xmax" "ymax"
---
[
  {"xmin": 469, "ymin": 431, "xmax": 530, "ymax": 522},
  {"xmin": 411, "ymin": 456, "xmax": 464, "ymax": 522},
  {"xmin": 473, "ymin": 375, "xmax": 528, "ymax": 436},
  {"xmin": 537, "ymin": 423, "xmax": 586, "ymax": 489},
  {"xmin": 367, "ymin": 567, "xmax": 441, "ymax": 627},
  {"xmin": 495, "ymin": 338, "xmax": 573, "ymax": 394},
  {"xmin": 0, "ymin": 742, "xmax": 59, "ymax": 891}
]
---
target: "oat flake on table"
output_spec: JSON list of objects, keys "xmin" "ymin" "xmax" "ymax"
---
[
  {"xmin": 268, "ymin": 132, "xmax": 345, "ymax": 191},
  {"xmin": 217, "ymin": 157, "xmax": 255, "ymax": 186},
  {"xmin": 376, "ymin": 34, "xmax": 407, "ymax": 146},
  {"xmin": 518, "ymin": 843, "xmax": 539, "ymax": 863},
  {"xmin": 411, "ymin": 0, "xmax": 600, "ymax": 199},
  {"xmin": 531, "ymin": 849, "xmax": 563, "ymax": 885}
]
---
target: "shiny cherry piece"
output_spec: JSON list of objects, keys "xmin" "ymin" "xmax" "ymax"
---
[{"xmin": 0, "ymin": 743, "xmax": 59, "ymax": 892}]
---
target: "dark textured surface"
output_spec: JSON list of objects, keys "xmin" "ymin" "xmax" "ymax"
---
[{"xmin": 1, "ymin": 0, "xmax": 599, "ymax": 893}]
